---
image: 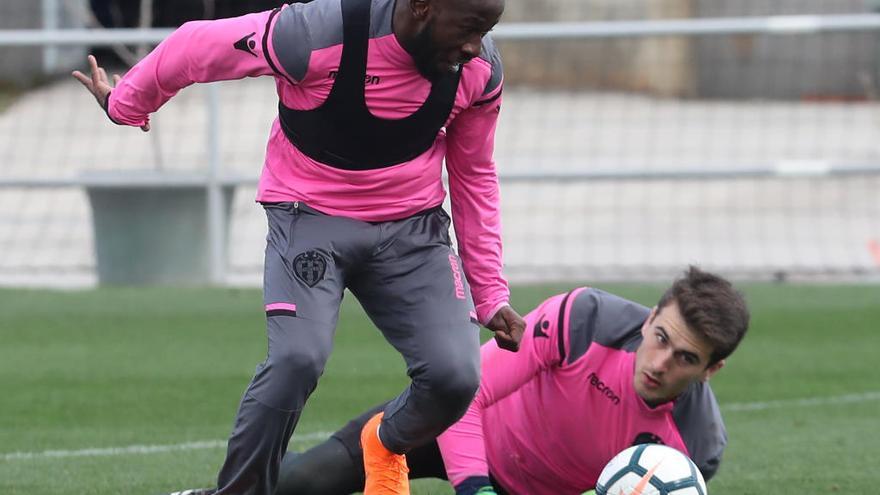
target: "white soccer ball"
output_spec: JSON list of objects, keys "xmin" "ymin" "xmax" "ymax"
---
[{"xmin": 595, "ymin": 444, "xmax": 707, "ymax": 495}]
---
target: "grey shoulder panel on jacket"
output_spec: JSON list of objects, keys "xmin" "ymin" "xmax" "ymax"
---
[
  {"xmin": 272, "ymin": 0, "xmax": 342, "ymax": 81},
  {"xmin": 271, "ymin": 0, "xmax": 395, "ymax": 82},
  {"xmin": 672, "ymin": 381, "xmax": 727, "ymax": 481},
  {"xmin": 477, "ymin": 35, "xmax": 503, "ymax": 97},
  {"xmin": 565, "ymin": 288, "xmax": 649, "ymax": 365},
  {"xmin": 369, "ymin": 0, "xmax": 395, "ymax": 37}
]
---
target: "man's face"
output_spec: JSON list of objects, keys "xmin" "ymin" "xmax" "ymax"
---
[
  {"xmin": 633, "ymin": 302, "xmax": 724, "ymax": 407},
  {"xmin": 409, "ymin": 0, "xmax": 504, "ymax": 80}
]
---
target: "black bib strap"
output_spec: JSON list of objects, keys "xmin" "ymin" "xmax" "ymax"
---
[
  {"xmin": 331, "ymin": 0, "xmax": 371, "ymax": 103},
  {"xmin": 278, "ymin": 0, "xmax": 461, "ymax": 170}
]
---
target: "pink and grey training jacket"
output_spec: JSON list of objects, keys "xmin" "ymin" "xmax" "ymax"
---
[{"xmin": 437, "ymin": 288, "xmax": 727, "ymax": 494}]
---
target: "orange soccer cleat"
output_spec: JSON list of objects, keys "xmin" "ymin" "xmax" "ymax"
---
[{"xmin": 360, "ymin": 412, "xmax": 410, "ymax": 495}]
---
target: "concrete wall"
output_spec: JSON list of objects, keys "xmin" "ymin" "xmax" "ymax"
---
[
  {"xmin": 2, "ymin": 0, "xmax": 876, "ymax": 98},
  {"xmin": 498, "ymin": 0, "xmax": 697, "ymax": 96},
  {"xmin": 503, "ymin": 0, "xmax": 874, "ymax": 21},
  {"xmin": 497, "ymin": 0, "xmax": 879, "ymax": 99},
  {"xmin": 694, "ymin": 0, "xmax": 878, "ymax": 99}
]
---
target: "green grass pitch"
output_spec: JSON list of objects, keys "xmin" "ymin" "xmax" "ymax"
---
[{"xmin": 1, "ymin": 283, "xmax": 879, "ymax": 494}]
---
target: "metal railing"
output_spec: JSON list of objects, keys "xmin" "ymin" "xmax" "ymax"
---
[
  {"xmin": 3, "ymin": 14, "xmax": 880, "ymax": 46},
  {"xmin": 2, "ymin": 14, "xmax": 879, "ymax": 284},
  {"xmin": 3, "ymin": 14, "xmax": 879, "ymax": 187}
]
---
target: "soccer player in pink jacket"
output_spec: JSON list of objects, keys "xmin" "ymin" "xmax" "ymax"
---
[
  {"xmin": 73, "ymin": 0, "xmax": 525, "ymax": 494},
  {"xmin": 270, "ymin": 266, "xmax": 749, "ymax": 494}
]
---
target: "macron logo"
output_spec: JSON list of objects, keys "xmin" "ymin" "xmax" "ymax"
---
[
  {"xmin": 234, "ymin": 32, "xmax": 258, "ymax": 57},
  {"xmin": 448, "ymin": 254, "xmax": 466, "ymax": 300},
  {"xmin": 328, "ymin": 70, "xmax": 381, "ymax": 85},
  {"xmin": 588, "ymin": 372, "xmax": 621, "ymax": 405}
]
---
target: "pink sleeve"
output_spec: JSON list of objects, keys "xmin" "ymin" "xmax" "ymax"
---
[
  {"xmin": 108, "ymin": 10, "xmax": 282, "ymax": 127},
  {"xmin": 445, "ymin": 88, "xmax": 508, "ymax": 325},
  {"xmin": 437, "ymin": 293, "xmax": 568, "ymax": 486}
]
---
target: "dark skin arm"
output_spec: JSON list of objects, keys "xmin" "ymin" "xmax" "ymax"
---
[{"xmin": 484, "ymin": 305, "xmax": 525, "ymax": 352}]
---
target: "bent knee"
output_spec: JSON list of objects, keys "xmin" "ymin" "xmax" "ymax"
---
[
  {"xmin": 268, "ymin": 343, "xmax": 329, "ymax": 382},
  {"xmin": 424, "ymin": 357, "xmax": 480, "ymax": 408}
]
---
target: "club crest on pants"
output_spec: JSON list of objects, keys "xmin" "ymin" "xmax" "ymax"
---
[{"xmin": 293, "ymin": 250, "xmax": 326, "ymax": 287}]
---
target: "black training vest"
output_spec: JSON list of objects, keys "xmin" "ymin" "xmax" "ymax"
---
[{"xmin": 277, "ymin": 0, "xmax": 461, "ymax": 171}]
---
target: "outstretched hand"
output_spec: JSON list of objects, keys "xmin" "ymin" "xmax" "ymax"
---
[
  {"xmin": 485, "ymin": 305, "xmax": 525, "ymax": 352},
  {"xmin": 72, "ymin": 55, "xmax": 149, "ymax": 132}
]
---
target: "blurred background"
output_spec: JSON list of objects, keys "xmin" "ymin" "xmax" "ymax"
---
[{"xmin": 1, "ymin": 0, "xmax": 880, "ymax": 288}]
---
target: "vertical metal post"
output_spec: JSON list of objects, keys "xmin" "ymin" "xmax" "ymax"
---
[
  {"xmin": 206, "ymin": 83, "xmax": 226, "ymax": 285},
  {"xmin": 42, "ymin": 0, "xmax": 59, "ymax": 74}
]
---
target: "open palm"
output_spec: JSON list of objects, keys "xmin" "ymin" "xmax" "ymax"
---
[{"xmin": 72, "ymin": 55, "xmax": 150, "ymax": 131}]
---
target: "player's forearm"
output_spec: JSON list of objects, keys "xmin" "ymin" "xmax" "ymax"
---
[
  {"xmin": 448, "ymin": 203, "xmax": 508, "ymax": 324},
  {"xmin": 446, "ymin": 117, "xmax": 509, "ymax": 323},
  {"xmin": 454, "ymin": 212, "xmax": 509, "ymax": 326},
  {"xmin": 436, "ymin": 406, "xmax": 490, "ymax": 488},
  {"xmin": 109, "ymin": 11, "xmax": 276, "ymax": 126}
]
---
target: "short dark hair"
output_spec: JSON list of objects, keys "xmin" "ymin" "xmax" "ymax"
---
[{"xmin": 656, "ymin": 266, "xmax": 750, "ymax": 366}]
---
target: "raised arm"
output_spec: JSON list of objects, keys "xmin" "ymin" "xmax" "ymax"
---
[{"xmin": 73, "ymin": 9, "xmax": 286, "ymax": 129}]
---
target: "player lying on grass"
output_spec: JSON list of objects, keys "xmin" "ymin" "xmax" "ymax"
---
[{"xmin": 268, "ymin": 266, "xmax": 750, "ymax": 495}]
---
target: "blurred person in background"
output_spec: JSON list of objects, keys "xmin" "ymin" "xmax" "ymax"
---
[
  {"xmin": 72, "ymin": 0, "xmax": 525, "ymax": 493},
  {"xmin": 88, "ymin": 0, "xmax": 288, "ymax": 28}
]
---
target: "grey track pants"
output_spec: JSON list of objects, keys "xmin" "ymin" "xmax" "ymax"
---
[{"xmin": 214, "ymin": 202, "xmax": 481, "ymax": 495}]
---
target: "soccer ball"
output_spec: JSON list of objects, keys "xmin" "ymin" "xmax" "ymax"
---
[{"xmin": 594, "ymin": 444, "xmax": 707, "ymax": 495}]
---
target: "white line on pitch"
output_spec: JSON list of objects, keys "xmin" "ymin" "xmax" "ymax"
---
[
  {"xmin": 1, "ymin": 431, "xmax": 332, "ymax": 462},
  {"xmin": 4, "ymin": 391, "xmax": 879, "ymax": 462},
  {"xmin": 722, "ymin": 390, "xmax": 880, "ymax": 412}
]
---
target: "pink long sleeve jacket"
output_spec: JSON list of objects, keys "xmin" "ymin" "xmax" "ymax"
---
[{"xmin": 107, "ymin": 0, "xmax": 509, "ymax": 323}]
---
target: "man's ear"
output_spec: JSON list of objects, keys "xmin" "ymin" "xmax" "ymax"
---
[
  {"xmin": 410, "ymin": 0, "xmax": 431, "ymax": 20},
  {"xmin": 641, "ymin": 306, "xmax": 657, "ymax": 337},
  {"xmin": 702, "ymin": 359, "xmax": 725, "ymax": 382}
]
